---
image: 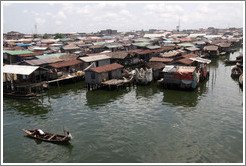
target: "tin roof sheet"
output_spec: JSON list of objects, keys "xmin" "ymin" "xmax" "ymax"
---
[
  {"xmin": 185, "ymin": 47, "xmax": 200, "ymax": 52},
  {"xmin": 189, "ymin": 57, "xmax": 211, "ymax": 64},
  {"xmin": 18, "ymin": 51, "xmax": 45, "ymax": 57},
  {"xmin": 5, "ymin": 50, "xmax": 34, "ymax": 55},
  {"xmin": 149, "ymin": 57, "xmax": 173, "ymax": 62},
  {"xmin": 79, "ymin": 55, "xmax": 110, "ymax": 62},
  {"xmin": 176, "ymin": 58, "xmax": 194, "ymax": 65},
  {"xmin": 108, "ymin": 52, "xmax": 128, "ymax": 59},
  {"xmin": 24, "ymin": 58, "xmax": 62, "ymax": 66},
  {"xmin": 91, "ymin": 63, "xmax": 123, "ymax": 73},
  {"xmin": 162, "ymin": 65, "xmax": 177, "ymax": 72},
  {"xmin": 177, "ymin": 66, "xmax": 196, "ymax": 73},
  {"xmin": 203, "ymin": 45, "xmax": 219, "ymax": 51},
  {"xmin": 3, "ymin": 65, "xmax": 39, "ymax": 75},
  {"xmin": 49, "ymin": 59, "xmax": 82, "ymax": 68},
  {"xmin": 36, "ymin": 53, "xmax": 66, "ymax": 59}
]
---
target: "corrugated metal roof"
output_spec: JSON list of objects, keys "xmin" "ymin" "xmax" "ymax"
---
[
  {"xmin": 3, "ymin": 65, "xmax": 39, "ymax": 75},
  {"xmin": 79, "ymin": 55, "xmax": 110, "ymax": 62},
  {"xmin": 49, "ymin": 59, "xmax": 83, "ymax": 68},
  {"xmin": 5, "ymin": 50, "xmax": 34, "ymax": 55},
  {"xmin": 203, "ymin": 45, "xmax": 219, "ymax": 51},
  {"xmin": 18, "ymin": 51, "xmax": 45, "ymax": 57},
  {"xmin": 146, "ymin": 62, "xmax": 165, "ymax": 70},
  {"xmin": 25, "ymin": 58, "xmax": 62, "ymax": 66},
  {"xmin": 161, "ymin": 51, "xmax": 180, "ymax": 58},
  {"xmin": 177, "ymin": 66, "xmax": 196, "ymax": 73},
  {"xmin": 185, "ymin": 47, "xmax": 200, "ymax": 52},
  {"xmin": 189, "ymin": 57, "xmax": 211, "ymax": 64},
  {"xmin": 105, "ymin": 45, "xmax": 123, "ymax": 49},
  {"xmin": 63, "ymin": 46, "xmax": 80, "ymax": 50},
  {"xmin": 149, "ymin": 57, "xmax": 173, "ymax": 62},
  {"xmin": 132, "ymin": 42, "xmax": 151, "ymax": 47},
  {"xmin": 177, "ymin": 43, "xmax": 195, "ymax": 47},
  {"xmin": 162, "ymin": 65, "xmax": 177, "ymax": 72},
  {"xmin": 176, "ymin": 58, "xmax": 194, "ymax": 65},
  {"xmin": 181, "ymin": 53, "xmax": 198, "ymax": 59},
  {"xmin": 36, "ymin": 53, "xmax": 66, "ymax": 59},
  {"xmin": 108, "ymin": 52, "xmax": 128, "ymax": 59},
  {"xmin": 91, "ymin": 63, "xmax": 123, "ymax": 73},
  {"xmin": 219, "ymin": 43, "xmax": 231, "ymax": 47},
  {"xmin": 146, "ymin": 45, "xmax": 161, "ymax": 50}
]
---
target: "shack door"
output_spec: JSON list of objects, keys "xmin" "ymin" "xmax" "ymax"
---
[{"xmin": 109, "ymin": 71, "xmax": 112, "ymax": 80}]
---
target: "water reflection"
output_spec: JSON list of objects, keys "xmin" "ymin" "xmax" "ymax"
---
[
  {"xmin": 44, "ymin": 81, "xmax": 86, "ymax": 99},
  {"xmin": 3, "ymin": 98, "xmax": 51, "ymax": 117},
  {"xmin": 162, "ymin": 80, "xmax": 208, "ymax": 107},
  {"xmin": 85, "ymin": 89, "xmax": 129, "ymax": 108},
  {"xmin": 135, "ymin": 83, "xmax": 159, "ymax": 99},
  {"xmin": 22, "ymin": 135, "xmax": 74, "ymax": 163}
]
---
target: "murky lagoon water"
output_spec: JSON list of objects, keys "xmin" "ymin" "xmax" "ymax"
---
[{"xmin": 3, "ymin": 48, "xmax": 243, "ymax": 163}]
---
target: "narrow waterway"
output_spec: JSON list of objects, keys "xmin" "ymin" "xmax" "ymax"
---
[{"xmin": 3, "ymin": 48, "xmax": 243, "ymax": 163}]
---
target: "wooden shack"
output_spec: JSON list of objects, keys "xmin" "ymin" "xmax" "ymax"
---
[
  {"xmin": 202, "ymin": 45, "xmax": 219, "ymax": 58},
  {"xmin": 3, "ymin": 65, "xmax": 46, "ymax": 97},
  {"xmin": 79, "ymin": 54, "xmax": 111, "ymax": 69},
  {"xmin": 160, "ymin": 65, "xmax": 199, "ymax": 89},
  {"xmin": 85, "ymin": 63, "xmax": 124, "ymax": 85},
  {"xmin": 218, "ymin": 43, "xmax": 231, "ymax": 53},
  {"xmin": 108, "ymin": 51, "xmax": 140, "ymax": 66},
  {"xmin": 145, "ymin": 62, "xmax": 165, "ymax": 80}
]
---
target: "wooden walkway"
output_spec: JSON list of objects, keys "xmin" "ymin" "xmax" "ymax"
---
[{"xmin": 47, "ymin": 73, "xmax": 85, "ymax": 84}]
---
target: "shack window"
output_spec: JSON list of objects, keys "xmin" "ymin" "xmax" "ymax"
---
[{"xmin": 91, "ymin": 72, "xmax": 95, "ymax": 79}]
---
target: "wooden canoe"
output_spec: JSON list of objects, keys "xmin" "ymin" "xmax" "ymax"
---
[
  {"xmin": 4, "ymin": 92, "xmax": 38, "ymax": 100},
  {"xmin": 23, "ymin": 129, "xmax": 71, "ymax": 143}
]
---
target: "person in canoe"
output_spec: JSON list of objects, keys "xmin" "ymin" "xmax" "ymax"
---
[
  {"xmin": 33, "ymin": 129, "xmax": 45, "ymax": 138},
  {"xmin": 62, "ymin": 131, "xmax": 73, "ymax": 141}
]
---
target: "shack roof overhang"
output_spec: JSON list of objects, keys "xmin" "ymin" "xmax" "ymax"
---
[
  {"xmin": 3, "ymin": 65, "xmax": 39, "ymax": 75},
  {"xmin": 90, "ymin": 63, "xmax": 123, "ymax": 73},
  {"xmin": 5, "ymin": 50, "xmax": 34, "ymax": 55},
  {"xmin": 79, "ymin": 55, "xmax": 110, "ymax": 62},
  {"xmin": 189, "ymin": 57, "xmax": 211, "ymax": 64}
]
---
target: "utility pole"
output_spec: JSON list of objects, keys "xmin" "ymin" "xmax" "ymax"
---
[
  {"xmin": 176, "ymin": 16, "xmax": 180, "ymax": 32},
  {"xmin": 35, "ymin": 23, "xmax": 38, "ymax": 34}
]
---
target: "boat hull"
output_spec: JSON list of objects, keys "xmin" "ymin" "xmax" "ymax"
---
[{"xmin": 23, "ymin": 129, "xmax": 70, "ymax": 143}]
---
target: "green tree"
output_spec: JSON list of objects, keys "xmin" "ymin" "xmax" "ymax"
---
[
  {"xmin": 54, "ymin": 33, "xmax": 64, "ymax": 39},
  {"xmin": 33, "ymin": 34, "xmax": 38, "ymax": 38},
  {"xmin": 43, "ymin": 33, "xmax": 49, "ymax": 39}
]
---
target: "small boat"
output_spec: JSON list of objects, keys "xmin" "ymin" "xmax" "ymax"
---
[
  {"xmin": 3, "ymin": 92, "xmax": 39, "ymax": 100},
  {"xmin": 23, "ymin": 129, "xmax": 71, "ymax": 143},
  {"xmin": 231, "ymin": 66, "xmax": 243, "ymax": 78},
  {"xmin": 224, "ymin": 59, "xmax": 239, "ymax": 65}
]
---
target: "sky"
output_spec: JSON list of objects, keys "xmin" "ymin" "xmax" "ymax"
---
[{"xmin": 2, "ymin": 1, "xmax": 244, "ymax": 34}]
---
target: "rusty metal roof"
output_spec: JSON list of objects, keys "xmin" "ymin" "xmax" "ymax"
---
[
  {"xmin": 203, "ymin": 45, "xmax": 219, "ymax": 51},
  {"xmin": 181, "ymin": 53, "xmax": 198, "ymax": 59},
  {"xmin": 79, "ymin": 55, "xmax": 110, "ymax": 62},
  {"xmin": 146, "ymin": 62, "xmax": 165, "ymax": 70},
  {"xmin": 176, "ymin": 58, "xmax": 194, "ymax": 65},
  {"xmin": 24, "ymin": 58, "xmax": 62, "ymax": 66},
  {"xmin": 49, "ymin": 59, "xmax": 83, "ymax": 68},
  {"xmin": 149, "ymin": 57, "xmax": 174, "ymax": 62},
  {"xmin": 91, "ymin": 63, "xmax": 123, "ymax": 73},
  {"xmin": 108, "ymin": 52, "xmax": 129, "ymax": 59}
]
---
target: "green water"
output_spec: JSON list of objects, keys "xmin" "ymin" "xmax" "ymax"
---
[{"xmin": 3, "ymin": 48, "xmax": 244, "ymax": 163}]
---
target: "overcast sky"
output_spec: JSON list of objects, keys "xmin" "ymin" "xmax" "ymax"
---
[{"xmin": 2, "ymin": 1, "xmax": 244, "ymax": 34}]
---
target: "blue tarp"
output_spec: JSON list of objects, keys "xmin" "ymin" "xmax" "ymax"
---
[
  {"xmin": 102, "ymin": 36, "xmax": 120, "ymax": 38},
  {"xmin": 17, "ymin": 44, "xmax": 30, "ymax": 47},
  {"xmin": 163, "ymin": 40, "xmax": 172, "ymax": 43}
]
